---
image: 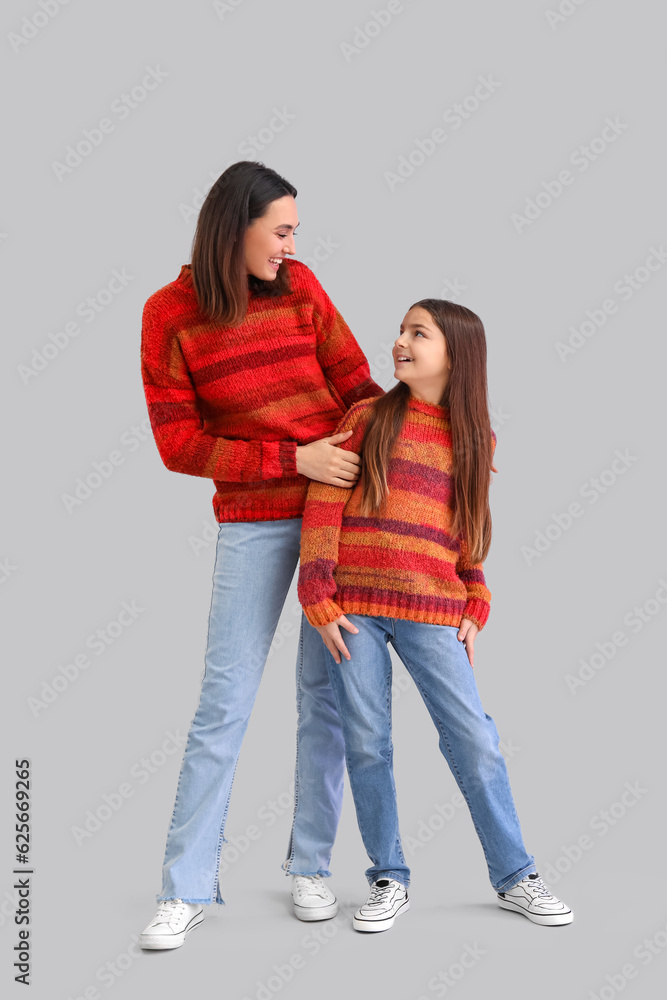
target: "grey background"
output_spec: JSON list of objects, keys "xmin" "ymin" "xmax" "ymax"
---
[{"xmin": 3, "ymin": 0, "xmax": 666, "ymax": 997}]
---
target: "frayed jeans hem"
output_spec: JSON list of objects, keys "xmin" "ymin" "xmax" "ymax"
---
[
  {"xmin": 156, "ymin": 894, "xmax": 225, "ymax": 906},
  {"xmin": 283, "ymin": 866, "xmax": 332, "ymax": 878}
]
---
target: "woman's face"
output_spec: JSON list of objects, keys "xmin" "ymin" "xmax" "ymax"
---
[
  {"xmin": 393, "ymin": 306, "xmax": 451, "ymax": 393},
  {"xmin": 244, "ymin": 195, "xmax": 299, "ymax": 281}
]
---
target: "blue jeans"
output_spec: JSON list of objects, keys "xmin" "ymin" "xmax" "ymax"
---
[
  {"xmin": 158, "ymin": 518, "xmax": 345, "ymax": 905},
  {"xmin": 323, "ymin": 614, "xmax": 536, "ymax": 893}
]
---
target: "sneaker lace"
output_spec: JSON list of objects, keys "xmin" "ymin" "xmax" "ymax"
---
[
  {"xmin": 154, "ymin": 899, "xmax": 184, "ymax": 923},
  {"xmin": 523, "ymin": 876, "xmax": 554, "ymax": 900},
  {"xmin": 293, "ymin": 875, "xmax": 328, "ymax": 903},
  {"xmin": 367, "ymin": 881, "xmax": 395, "ymax": 906}
]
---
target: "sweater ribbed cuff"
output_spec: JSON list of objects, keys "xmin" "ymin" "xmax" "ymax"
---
[
  {"xmin": 303, "ymin": 599, "xmax": 345, "ymax": 628},
  {"xmin": 279, "ymin": 440, "xmax": 299, "ymax": 477},
  {"xmin": 462, "ymin": 598, "xmax": 490, "ymax": 631}
]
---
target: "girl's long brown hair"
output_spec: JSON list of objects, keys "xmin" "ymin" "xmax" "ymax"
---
[
  {"xmin": 190, "ymin": 161, "xmax": 297, "ymax": 326},
  {"xmin": 358, "ymin": 299, "xmax": 494, "ymax": 565}
]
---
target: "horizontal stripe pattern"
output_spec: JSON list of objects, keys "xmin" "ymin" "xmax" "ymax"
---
[
  {"xmin": 298, "ymin": 396, "xmax": 495, "ymax": 630},
  {"xmin": 140, "ymin": 259, "xmax": 384, "ymax": 521}
]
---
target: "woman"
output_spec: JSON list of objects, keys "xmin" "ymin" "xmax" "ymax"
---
[{"xmin": 138, "ymin": 161, "xmax": 384, "ymax": 950}]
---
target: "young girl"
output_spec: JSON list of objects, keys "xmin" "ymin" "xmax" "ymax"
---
[{"xmin": 297, "ymin": 299, "xmax": 573, "ymax": 932}]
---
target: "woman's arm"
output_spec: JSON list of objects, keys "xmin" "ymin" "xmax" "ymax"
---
[
  {"xmin": 142, "ymin": 289, "xmax": 381, "ymax": 484},
  {"xmin": 309, "ymin": 271, "xmax": 385, "ymax": 409},
  {"xmin": 141, "ymin": 335, "xmax": 299, "ymax": 482}
]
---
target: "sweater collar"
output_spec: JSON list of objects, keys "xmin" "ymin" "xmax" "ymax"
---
[
  {"xmin": 177, "ymin": 264, "xmax": 193, "ymax": 286},
  {"xmin": 407, "ymin": 395, "xmax": 448, "ymax": 419}
]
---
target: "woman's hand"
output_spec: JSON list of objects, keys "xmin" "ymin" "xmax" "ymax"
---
[
  {"xmin": 296, "ymin": 430, "xmax": 362, "ymax": 485},
  {"xmin": 457, "ymin": 617, "xmax": 479, "ymax": 668},
  {"xmin": 314, "ymin": 615, "xmax": 359, "ymax": 663}
]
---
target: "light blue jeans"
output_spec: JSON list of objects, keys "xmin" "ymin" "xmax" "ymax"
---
[
  {"xmin": 323, "ymin": 614, "xmax": 537, "ymax": 893},
  {"xmin": 158, "ymin": 517, "xmax": 345, "ymax": 905}
]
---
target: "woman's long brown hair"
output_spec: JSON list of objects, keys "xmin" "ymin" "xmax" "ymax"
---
[
  {"xmin": 358, "ymin": 299, "xmax": 494, "ymax": 565},
  {"xmin": 190, "ymin": 161, "xmax": 297, "ymax": 326}
]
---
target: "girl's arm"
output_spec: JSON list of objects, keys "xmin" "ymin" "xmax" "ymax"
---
[
  {"xmin": 456, "ymin": 546, "xmax": 492, "ymax": 632},
  {"xmin": 298, "ymin": 400, "xmax": 372, "ymax": 626},
  {"xmin": 455, "ymin": 431, "xmax": 497, "ymax": 631},
  {"xmin": 141, "ymin": 300, "xmax": 298, "ymax": 482}
]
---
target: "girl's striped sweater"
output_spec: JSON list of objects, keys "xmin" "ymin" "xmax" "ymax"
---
[
  {"xmin": 140, "ymin": 259, "xmax": 384, "ymax": 522},
  {"xmin": 298, "ymin": 395, "xmax": 497, "ymax": 631}
]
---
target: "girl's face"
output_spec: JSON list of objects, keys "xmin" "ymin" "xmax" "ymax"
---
[
  {"xmin": 393, "ymin": 306, "xmax": 451, "ymax": 396},
  {"xmin": 244, "ymin": 195, "xmax": 299, "ymax": 281}
]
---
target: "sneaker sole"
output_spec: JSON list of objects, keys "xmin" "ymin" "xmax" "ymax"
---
[
  {"xmin": 293, "ymin": 900, "xmax": 338, "ymax": 922},
  {"xmin": 353, "ymin": 898, "xmax": 410, "ymax": 933},
  {"xmin": 497, "ymin": 897, "xmax": 573, "ymax": 926},
  {"xmin": 140, "ymin": 911, "xmax": 204, "ymax": 950}
]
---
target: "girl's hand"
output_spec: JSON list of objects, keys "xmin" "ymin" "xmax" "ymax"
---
[
  {"xmin": 457, "ymin": 617, "xmax": 479, "ymax": 668},
  {"xmin": 315, "ymin": 615, "xmax": 359, "ymax": 663}
]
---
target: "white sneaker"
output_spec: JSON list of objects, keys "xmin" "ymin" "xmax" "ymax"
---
[
  {"xmin": 139, "ymin": 898, "xmax": 204, "ymax": 950},
  {"xmin": 291, "ymin": 875, "xmax": 338, "ymax": 921},
  {"xmin": 497, "ymin": 872, "xmax": 573, "ymax": 926},
  {"xmin": 352, "ymin": 878, "xmax": 410, "ymax": 933}
]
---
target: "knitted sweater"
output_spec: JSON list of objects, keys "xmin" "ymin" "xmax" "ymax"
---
[
  {"xmin": 140, "ymin": 259, "xmax": 385, "ymax": 522},
  {"xmin": 298, "ymin": 395, "xmax": 497, "ymax": 631}
]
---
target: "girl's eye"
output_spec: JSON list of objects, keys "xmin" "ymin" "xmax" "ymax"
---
[{"xmin": 415, "ymin": 331, "xmax": 425, "ymax": 337}]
